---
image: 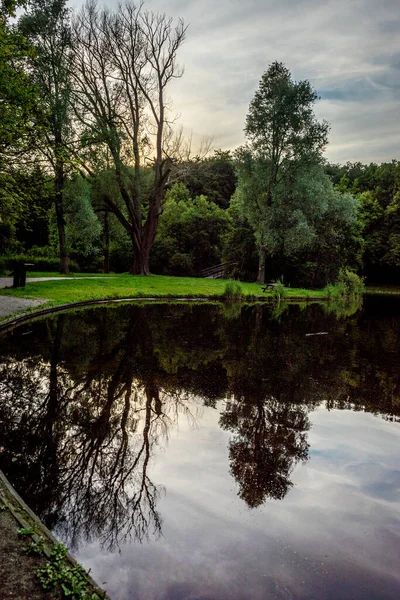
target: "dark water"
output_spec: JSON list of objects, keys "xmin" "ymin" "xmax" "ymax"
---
[{"xmin": 1, "ymin": 299, "xmax": 400, "ymax": 600}]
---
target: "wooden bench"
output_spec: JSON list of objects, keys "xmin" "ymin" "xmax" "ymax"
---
[{"xmin": 261, "ymin": 282, "xmax": 280, "ymax": 292}]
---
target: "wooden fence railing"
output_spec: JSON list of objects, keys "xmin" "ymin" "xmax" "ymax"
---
[{"xmin": 200, "ymin": 262, "xmax": 238, "ymax": 279}]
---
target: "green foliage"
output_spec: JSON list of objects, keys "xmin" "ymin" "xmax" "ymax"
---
[
  {"xmin": 337, "ymin": 268, "xmax": 365, "ymax": 296},
  {"xmin": 18, "ymin": 0, "xmax": 72, "ymax": 140},
  {"xmin": 236, "ymin": 62, "xmax": 336, "ymax": 281},
  {"xmin": 271, "ymin": 277, "xmax": 287, "ymax": 302},
  {"xmin": 18, "ymin": 531, "xmax": 106, "ymax": 600},
  {"xmin": 175, "ymin": 150, "xmax": 237, "ymax": 209},
  {"xmin": 151, "ymin": 183, "xmax": 230, "ymax": 276},
  {"xmin": 62, "ymin": 175, "xmax": 102, "ymax": 265},
  {"xmin": 36, "ymin": 543, "xmax": 104, "ymax": 599},
  {"xmin": 25, "ymin": 536, "xmax": 46, "ymax": 555},
  {"xmin": 0, "ymin": 254, "xmax": 79, "ymax": 274},
  {"xmin": 324, "ymin": 269, "xmax": 365, "ymax": 301},
  {"xmin": 288, "ymin": 188, "xmax": 362, "ymax": 288},
  {"xmin": 223, "ymin": 199, "xmax": 258, "ymax": 281},
  {"xmin": 326, "ymin": 160, "xmax": 400, "ymax": 284},
  {"xmin": 0, "ymin": 5, "xmax": 41, "ymax": 160},
  {"xmin": 17, "ymin": 526, "xmax": 36, "ymax": 535},
  {"xmin": 0, "ymin": 167, "xmax": 53, "ymax": 253},
  {"xmin": 223, "ymin": 279, "xmax": 243, "ymax": 301},
  {"xmin": 245, "ymin": 62, "xmax": 329, "ymax": 161}
]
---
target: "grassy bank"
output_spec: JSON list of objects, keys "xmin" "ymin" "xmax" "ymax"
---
[
  {"xmin": 0, "ymin": 274, "xmax": 326, "ymax": 309},
  {"xmin": 365, "ymin": 286, "xmax": 400, "ymax": 295}
]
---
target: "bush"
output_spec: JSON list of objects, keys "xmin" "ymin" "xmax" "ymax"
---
[
  {"xmin": 223, "ymin": 279, "xmax": 243, "ymax": 301},
  {"xmin": 338, "ymin": 268, "xmax": 365, "ymax": 296},
  {"xmin": 0, "ymin": 254, "xmax": 79, "ymax": 274},
  {"xmin": 272, "ymin": 276, "xmax": 288, "ymax": 302},
  {"xmin": 324, "ymin": 268, "xmax": 365, "ymax": 300}
]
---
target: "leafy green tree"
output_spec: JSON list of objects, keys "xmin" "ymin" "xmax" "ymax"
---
[
  {"xmin": 19, "ymin": 0, "xmax": 73, "ymax": 273},
  {"xmin": 175, "ymin": 150, "xmax": 237, "ymax": 209},
  {"xmin": 222, "ymin": 199, "xmax": 258, "ymax": 281},
  {"xmin": 290, "ymin": 186, "xmax": 361, "ymax": 287},
  {"xmin": 238, "ymin": 62, "xmax": 330, "ymax": 283},
  {"xmin": 0, "ymin": 0, "xmax": 40, "ymax": 162},
  {"xmin": 63, "ymin": 175, "xmax": 101, "ymax": 264},
  {"xmin": 151, "ymin": 183, "xmax": 230, "ymax": 275},
  {"xmin": 0, "ymin": 165, "xmax": 53, "ymax": 254},
  {"xmin": 327, "ymin": 160, "xmax": 400, "ymax": 283}
]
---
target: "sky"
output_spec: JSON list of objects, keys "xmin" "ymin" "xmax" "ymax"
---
[{"xmin": 69, "ymin": 0, "xmax": 400, "ymax": 164}]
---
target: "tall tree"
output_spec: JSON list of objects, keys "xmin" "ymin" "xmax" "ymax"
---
[
  {"xmin": 19, "ymin": 0, "xmax": 72, "ymax": 273},
  {"xmin": 71, "ymin": 0, "xmax": 187, "ymax": 274},
  {"xmin": 0, "ymin": 0, "xmax": 40, "ymax": 159},
  {"xmin": 238, "ymin": 62, "xmax": 330, "ymax": 283}
]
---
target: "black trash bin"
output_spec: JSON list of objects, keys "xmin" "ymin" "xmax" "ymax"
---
[{"xmin": 13, "ymin": 263, "xmax": 34, "ymax": 288}]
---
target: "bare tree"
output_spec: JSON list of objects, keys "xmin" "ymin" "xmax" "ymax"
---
[{"xmin": 71, "ymin": 0, "xmax": 187, "ymax": 274}]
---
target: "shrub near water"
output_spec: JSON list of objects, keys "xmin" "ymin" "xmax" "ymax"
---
[
  {"xmin": 223, "ymin": 279, "xmax": 243, "ymax": 301},
  {"xmin": 325, "ymin": 268, "xmax": 365, "ymax": 299},
  {"xmin": 272, "ymin": 276, "xmax": 288, "ymax": 302}
]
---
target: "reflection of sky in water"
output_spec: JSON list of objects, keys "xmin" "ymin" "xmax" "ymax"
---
[{"xmin": 73, "ymin": 404, "xmax": 400, "ymax": 600}]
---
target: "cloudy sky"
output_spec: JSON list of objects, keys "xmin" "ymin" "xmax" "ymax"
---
[{"xmin": 70, "ymin": 0, "xmax": 400, "ymax": 164}]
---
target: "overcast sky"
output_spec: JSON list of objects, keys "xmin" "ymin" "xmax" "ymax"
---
[{"xmin": 70, "ymin": 0, "xmax": 400, "ymax": 164}]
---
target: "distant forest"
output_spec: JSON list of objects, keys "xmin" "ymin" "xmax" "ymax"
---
[{"xmin": 2, "ymin": 155, "xmax": 399, "ymax": 286}]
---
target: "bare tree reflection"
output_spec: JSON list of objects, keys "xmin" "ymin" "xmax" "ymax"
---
[{"xmin": 0, "ymin": 308, "xmax": 200, "ymax": 551}]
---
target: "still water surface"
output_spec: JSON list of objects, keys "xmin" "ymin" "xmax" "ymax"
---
[{"xmin": 0, "ymin": 299, "xmax": 400, "ymax": 599}]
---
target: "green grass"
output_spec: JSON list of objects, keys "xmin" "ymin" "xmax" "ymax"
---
[
  {"xmin": 365, "ymin": 286, "xmax": 400, "ymax": 295},
  {"xmin": 0, "ymin": 273, "xmax": 327, "ymax": 313},
  {"xmin": 26, "ymin": 271, "xmax": 118, "ymax": 278}
]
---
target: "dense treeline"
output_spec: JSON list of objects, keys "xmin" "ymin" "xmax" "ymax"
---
[
  {"xmin": 2, "ymin": 151, "xmax": 399, "ymax": 286},
  {"xmin": 1, "ymin": 0, "xmax": 398, "ymax": 286}
]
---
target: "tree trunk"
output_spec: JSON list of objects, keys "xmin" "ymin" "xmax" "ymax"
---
[
  {"xmin": 103, "ymin": 211, "xmax": 110, "ymax": 274},
  {"xmin": 130, "ymin": 242, "xmax": 151, "ymax": 275},
  {"xmin": 55, "ymin": 160, "xmax": 69, "ymax": 275},
  {"xmin": 257, "ymin": 245, "xmax": 266, "ymax": 284}
]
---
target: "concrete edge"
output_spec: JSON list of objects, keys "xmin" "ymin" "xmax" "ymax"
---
[
  {"xmin": 0, "ymin": 295, "xmax": 327, "ymax": 335},
  {"xmin": 0, "ymin": 469, "xmax": 109, "ymax": 599}
]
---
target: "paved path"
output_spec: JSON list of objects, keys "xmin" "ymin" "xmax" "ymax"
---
[
  {"xmin": 0, "ymin": 296, "xmax": 47, "ymax": 318},
  {"xmin": 0, "ymin": 277, "xmax": 116, "ymax": 319},
  {"xmin": 0, "ymin": 276, "xmax": 113, "ymax": 289}
]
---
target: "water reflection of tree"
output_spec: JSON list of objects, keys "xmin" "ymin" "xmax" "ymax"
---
[
  {"xmin": 218, "ymin": 306, "xmax": 314, "ymax": 506},
  {"xmin": 1, "ymin": 300, "xmax": 400, "ymax": 547},
  {"xmin": 0, "ymin": 308, "xmax": 200, "ymax": 550},
  {"xmin": 221, "ymin": 397, "xmax": 309, "ymax": 506}
]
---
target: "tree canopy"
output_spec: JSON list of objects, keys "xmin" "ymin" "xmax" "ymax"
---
[{"xmin": 235, "ymin": 62, "xmax": 352, "ymax": 283}]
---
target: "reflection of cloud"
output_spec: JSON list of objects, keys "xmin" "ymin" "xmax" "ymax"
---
[
  {"xmin": 344, "ymin": 462, "xmax": 400, "ymax": 502},
  {"xmin": 68, "ymin": 0, "xmax": 400, "ymax": 162},
  {"xmin": 76, "ymin": 405, "xmax": 400, "ymax": 600}
]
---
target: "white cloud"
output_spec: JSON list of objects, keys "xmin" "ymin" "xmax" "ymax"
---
[{"xmin": 69, "ymin": 0, "xmax": 400, "ymax": 163}]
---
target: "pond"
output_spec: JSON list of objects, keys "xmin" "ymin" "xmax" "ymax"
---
[{"xmin": 0, "ymin": 298, "xmax": 400, "ymax": 600}]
